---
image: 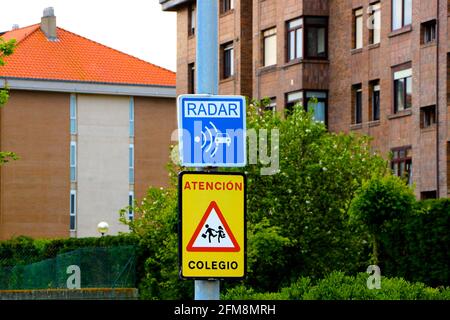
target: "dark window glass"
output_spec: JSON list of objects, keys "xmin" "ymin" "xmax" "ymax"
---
[
  {"xmin": 188, "ymin": 4, "xmax": 196, "ymax": 36},
  {"xmin": 391, "ymin": 146, "xmax": 412, "ymax": 185},
  {"xmin": 352, "ymin": 84, "xmax": 362, "ymax": 124},
  {"xmin": 394, "ymin": 69, "xmax": 412, "ymax": 113},
  {"xmin": 70, "ymin": 216, "xmax": 75, "ymax": 231},
  {"xmin": 188, "ymin": 63, "xmax": 195, "ymax": 94},
  {"xmin": 221, "ymin": 0, "xmax": 234, "ymax": 13},
  {"xmin": 305, "ymin": 17, "xmax": 327, "ymax": 58},
  {"xmin": 422, "ymin": 20, "xmax": 437, "ymax": 44},
  {"xmin": 371, "ymin": 81, "xmax": 380, "ymax": 121},
  {"xmin": 420, "ymin": 105, "xmax": 436, "ymax": 128},
  {"xmin": 222, "ymin": 42, "xmax": 234, "ymax": 79}
]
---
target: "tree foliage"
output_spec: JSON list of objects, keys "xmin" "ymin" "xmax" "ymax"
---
[{"xmin": 240, "ymin": 101, "xmax": 387, "ymax": 288}]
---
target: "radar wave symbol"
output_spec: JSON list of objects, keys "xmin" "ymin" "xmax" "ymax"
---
[{"xmin": 196, "ymin": 122, "xmax": 220, "ymax": 158}]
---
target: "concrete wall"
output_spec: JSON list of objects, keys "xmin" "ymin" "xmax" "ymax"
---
[
  {"xmin": 76, "ymin": 95, "xmax": 130, "ymax": 237},
  {"xmin": 134, "ymin": 97, "xmax": 177, "ymax": 202}
]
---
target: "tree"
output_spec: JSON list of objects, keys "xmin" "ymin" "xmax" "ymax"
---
[
  {"xmin": 348, "ymin": 175, "xmax": 416, "ymax": 264},
  {"xmin": 0, "ymin": 37, "xmax": 17, "ymax": 165},
  {"xmin": 240, "ymin": 100, "xmax": 388, "ymax": 288}
]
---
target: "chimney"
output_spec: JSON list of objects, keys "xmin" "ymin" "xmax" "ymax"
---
[
  {"xmin": 41, "ymin": 7, "xmax": 57, "ymax": 41},
  {"xmin": 12, "ymin": 24, "xmax": 19, "ymax": 30}
]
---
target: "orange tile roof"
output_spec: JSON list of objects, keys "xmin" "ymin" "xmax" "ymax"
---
[{"xmin": 0, "ymin": 24, "xmax": 175, "ymax": 87}]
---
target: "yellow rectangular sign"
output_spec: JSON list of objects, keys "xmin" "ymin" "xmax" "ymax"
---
[{"xmin": 179, "ymin": 171, "xmax": 246, "ymax": 279}]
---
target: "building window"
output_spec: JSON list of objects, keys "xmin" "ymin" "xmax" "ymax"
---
[
  {"xmin": 70, "ymin": 141, "xmax": 76, "ymax": 182},
  {"xmin": 129, "ymin": 144, "xmax": 134, "ymax": 184},
  {"xmin": 222, "ymin": 42, "xmax": 234, "ymax": 79},
  {"xmin": 128, "ymin": 191, "xmax": 134, "ymax": 221},
  {"xmin": 70, "ymin": 94, "xmax": 77, "ymax": 134},
  {"xmin": 188, "ymin": 63, "xmax": 195, "ymax": 94},
  {"xmin": 264, "ymin": 97, "xmax": 276, "ymax": 112},
  {"xmin": 392, "ymin": 0, "xmax": 412, "ymax": 31},
  {"xmin": 391, "ymin": 146, "xmax": 412, "ymax": 185},
  {"xmin": 421, "ymin": 191, "xmax": 437, "ymax": 200},
  {"xmin": 285, "ymin": 91, "xmax": 303, "ymax": 116},
  {"xmin": 263, "ymin": 27, "xmax": 277, "ymax": 67},
  {"xmin": 70, "ymin": 190, "xmax": 77, "ymax": 231},
  {"xmin": 394, "ymin": 68, "xmax": 412, "ymax": 113},
  {"xmin": 353, "ymin": 8, "xmax": 364, "ymax": 49},
  {"xmin": 421, "ymin": 20, "xmax": 437, "ymax": 44},
  {"xmin": 305, "ymin": 17, "xmax": 327, "ymax": 59},
  {"xmin": 352, "ymin": 84, "xmax": 363, "ymax": 124},
  {"xmin": 305, "ymin": 91, "xmax": 327, "ymax": 124},
  {"xmin": 369, "ymin": 2, "xmax": 381, "ymax": 45},
  {"xmin": 420, "ymin": 105, "xmax": 436, "ymax": 128},
  {"xmin": 287, "ymin": 18, "xmax": 303, "ymax": 61},
  {"xmin": 188, "ymin": 4, "xmax": 196, "ymax": 36},
  {"xmin": 129, "ymin": 97, "xmax": 134, "ymax": 137},
  {"xmin": 370, "ymin": 80, "xmax": 380, "ymax": 121},
  {"xmin": 221, "ymin": 0, "xmax": 234, "ymax": 14}
]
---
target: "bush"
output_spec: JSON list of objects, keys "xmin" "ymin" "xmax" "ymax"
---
[
  {"xmin": 236, "ymin": 102, "xmax": 387, "ymax": 290},
  {"xmin": 350, "ymin": 176, "xmax": 450, "ymax": 287},
  {"xmin": 223, "ymin": 272, "xmax": 450, "ymax": 300}
]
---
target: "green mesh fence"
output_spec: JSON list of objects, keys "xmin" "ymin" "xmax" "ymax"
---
[{"xmin": 0, "ymin": 246, "xmax": 136, "ymax": 290}]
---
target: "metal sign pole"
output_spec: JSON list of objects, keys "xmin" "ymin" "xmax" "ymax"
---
[{"xmin": 195, "ymin": 0, "xmax": 219, "ymax": 300}]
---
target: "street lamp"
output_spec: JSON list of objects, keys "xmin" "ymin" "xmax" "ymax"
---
[{"xmin": 97, "ymin": 221, "xmax": 109, "ymax": 237}]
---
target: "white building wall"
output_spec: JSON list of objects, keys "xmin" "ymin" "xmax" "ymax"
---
[{"xmin": 77, "ymin": 94, "xmax": 130, "ymax": 237}]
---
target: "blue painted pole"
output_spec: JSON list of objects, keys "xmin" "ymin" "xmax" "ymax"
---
[
  {"xmin": 194, "ymin": 0, "xmax": 220, "ymax": 300},
  {"xmin": 196, "ymin": 0, "xmax": 218, "ymax": 96}
]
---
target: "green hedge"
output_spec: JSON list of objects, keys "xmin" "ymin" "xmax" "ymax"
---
[
  {"xmin": 0, "ymin": 235, "xmax": 140, "ymax": 267},
  {"xmin": 0, "ymin": 235, "xmax": 143, "ymax": 290},
  {"xmin": 350, "ymin": 176, "xmax": 450, "ymax": 287},
  {"xmin": 386, "ymin": 199, "xmax": 450, "ymax": 287},
  {"xmin": 222, "ymin": 272, "xmax": 450, "ymax": 300}
]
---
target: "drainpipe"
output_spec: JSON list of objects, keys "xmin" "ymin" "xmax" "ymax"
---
[{"xmin": 435, "ymin": 0, "xmax": 440, "ymax": 197}]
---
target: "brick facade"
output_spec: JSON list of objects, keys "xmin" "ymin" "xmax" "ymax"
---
[{"xmin": 165, "ymin": 0, "xmax": 449, "ymax": 198}]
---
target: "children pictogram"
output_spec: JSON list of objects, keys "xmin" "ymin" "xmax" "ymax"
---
[{"xmin": 187, "ymin": 201, "xmax": 240, "ymax": 252}]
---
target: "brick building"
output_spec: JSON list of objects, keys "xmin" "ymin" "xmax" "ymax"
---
[
  {"xmin": 161, "ymin": 0, "xmax": 449, "ymax": 199},
  {"xmin": 0, "ymin": 8, "xmax": 176, "ymax": 239}
]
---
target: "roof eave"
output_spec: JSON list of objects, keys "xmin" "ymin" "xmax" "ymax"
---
[
  {"xmin": 0, "ymin": 77, "xmax": 176, "ymax": 98},
  {"xmin": 159, "ymin": 0, "xmax": 193, "ymax": 11}
]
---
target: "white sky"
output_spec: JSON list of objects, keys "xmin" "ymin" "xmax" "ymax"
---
[{"xmin": 0, "ymin": 0, "xmax": 177, "ymax": 72}]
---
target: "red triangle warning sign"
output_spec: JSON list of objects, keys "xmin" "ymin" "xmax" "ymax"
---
[{"xmin": 187, "ymin": 201, "xmax": 240, "ymax": 252}]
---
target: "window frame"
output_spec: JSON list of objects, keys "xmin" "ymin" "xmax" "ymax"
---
[
  {"xmin": 353, "ymin": 8, "xmax": 364, "ymax": 49},
  {"xmin": 188, "ymin": 62, "xmax": 195, "ymax": 94},
  {"xmin": 222, "ymin": 42, "xmax": 234, "ymax": 79},
  {"xmin": 70, "ymin": 190, "xmax": 77, "ymax": 231},
  {"xmin": 392, "ymin": 0, "xmax": 412, "ymax": 31},
  {"xmin": 286, "ymin": 17, "xmax": 303, "ymax": 62},
  {"xmin": 129, "ymin": 144, "xmax": 134, "ymax": 184},
  {"xmin": 221, "ymin": 0, "xmax": 234, "ymax": 14},
  {"xmin": 70, "ymin": 141, "xmax": 77, "ymax": 182},
  {"xmin": 305, "ymin": 90, "xmax": 328, "ymax": 125},
  {"xmin": 370, "ymin": 80, "xmax": 381, "ymax": 121},
  {"xmin": 391, "ymin": 146, "xmax": 412, "ymax": 185},
  {"xmin": 304, "ymin": 16, "xmax": 328, "ymax": 59},
  {"xmin": 188, "ymin": 4, "xmax": 196, "ymax": 37},
  {"xmin": 421, "ymin": 20, "xmax": 437, "ymax": 45},
  {"xmin": 129, "ymin": 97, "xmax": 134, "ymax": 137},
  {"xmin": 420, "ymin": 105, "xmax": 436, "ymax": 128},
  {"xmin": 393, "ymin": 67, "xmax": 412, "ymax": 113},
  {"xmin": 70, "ymin": 94, "xmax": 77, "ymax": 134},
  {"xmin": 352, "ymin": 84, "xmax": 363, "ymax": 124},
  {"xmin": 284, "ymin": 90, "xmax": 328, "ymax": 125},
  {"xmin": 128, "ymin": 191, "xmax": 134, "ymax": 221},
  {"xmin": 369, "ymin": 2, "xmax": 381, "ymax": 45},
  {"xmin": 263, "ymin": 27, "xmax": 277, "ymax": 67}
]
